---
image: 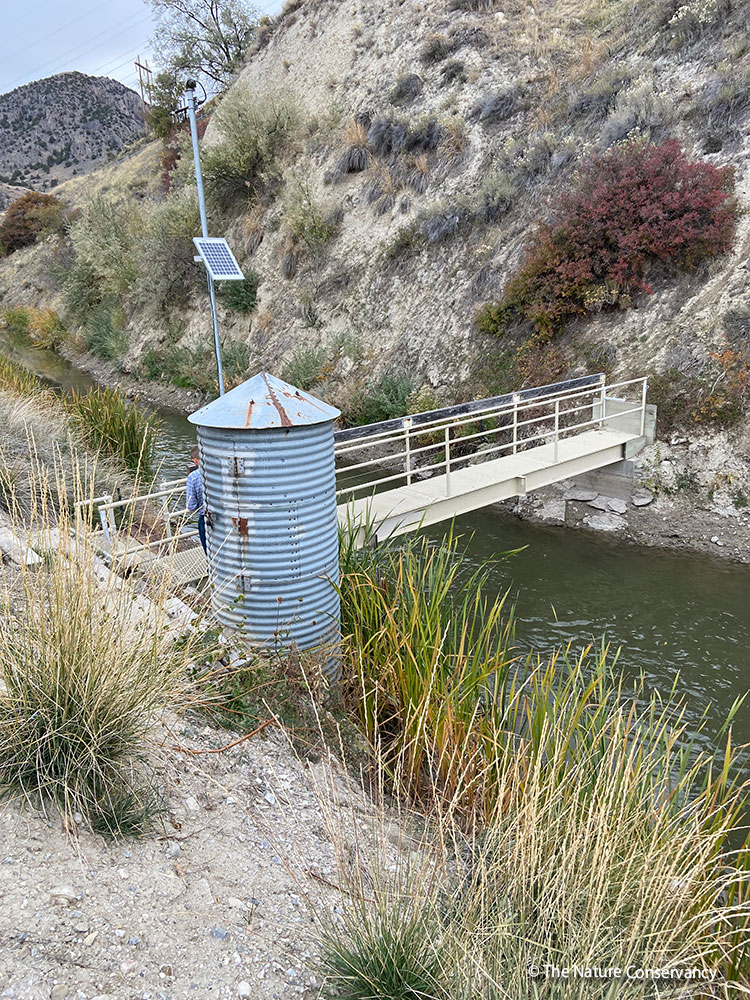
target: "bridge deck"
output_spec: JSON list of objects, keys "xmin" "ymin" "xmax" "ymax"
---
[{"xmin": 338, "ymin": 427, "xmax": 640, "ymax": 539}]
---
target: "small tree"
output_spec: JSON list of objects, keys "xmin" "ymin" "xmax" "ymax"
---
[
  {"xmin": 148, "ymin": 70, "xmax": 184, "ymax": 140},
  {"xmin": 0, "ymin": 191, "xmax": 65, "ymax": 255},
  {"xmin": 148, "ymin": 0, "xmax": 259, "ymax": 92}
]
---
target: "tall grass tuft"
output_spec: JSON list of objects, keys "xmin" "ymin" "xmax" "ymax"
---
[
  {"xmin": 0, "ymin": 459, "xmax": 194, "ymax": 835},
  {"xmin": 324, "ymin": 528, "xmax": 750, "ymax": 992},
  {"xmin": 0, "ymin": 355, "xmax": 50, "ymax": 400},
  {"xmin": 338, "ymin": 529, "xmax": 519, "ymax": 815},
  {"xmin": 320, "ymin": 684, "xmax": 750, "ymax": 994},
  {"xmin": 67, "ymin": 386, "xmax": 160, "ymax": 478}
]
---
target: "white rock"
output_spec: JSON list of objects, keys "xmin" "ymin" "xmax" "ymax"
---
[
  {"xmin": 588, "ymin": 496, "xmax": 610, "ymax": 511},
  {"xmin": 49, "ymin": 886, "xmax": 77, "ymax": 905},
  {"xmin": 563, "ymin": 487, "xmax": 598, "ymax": 502},
  {"xmin": 631, "ymin": 488, "xmax": 654, "ymax": 507},
  {"xmin": 237, "ymin": 982, "xmax": 252, "ymax": 998},
  {"xmin": 536, "ymin": 499, "xmax": 566, "ymax": 525},
  {"xmin": 607, "ymin": 498, "xmax": 628, "ymax": 514}
]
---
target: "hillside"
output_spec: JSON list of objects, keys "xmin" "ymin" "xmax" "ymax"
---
[
  {"xmin": 0, "ymin": 0, "xmax": 749, "ymax": 507},
  {"xmin": 0, "ymin": 72, "xmax": 145, "ymax": 194}
]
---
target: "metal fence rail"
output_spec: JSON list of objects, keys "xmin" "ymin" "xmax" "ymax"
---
[{"xmin": 334, "ymin": 375, "xmax": 648, "ymax": 501}]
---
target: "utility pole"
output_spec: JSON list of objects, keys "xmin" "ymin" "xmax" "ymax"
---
[
  {"xmin": 185, "ymin": 79, "xmax": 225, "ymax": 396},
  {"xmin": 134, "ymin": 57, "xmax": 152, "ymax": 127}
]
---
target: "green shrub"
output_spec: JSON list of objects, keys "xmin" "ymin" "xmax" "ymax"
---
[
  {"xmin": 67, "ymin": 387, "xmax": 160, "ymax": 477},
  {"xmin": 203, "ymin": 94, "xmax": 299, "ymax": 213},
  {"xmin": 84, "ymin": 305, "xmax": 129, "ymax": 362},
  {"xmin": 352, "ymin": 372, "xmax": 414, "ymax": 425},
  {"xmin": 282, "ymin": 345, "xmax": 327, "ymax": 390},
  {"xmin": 216, "ymin": 272, "xmax": 260, "ymax": 313},
  {"xmin": 136, "ymin": 189, "xmax": 202, "ymax": 311},
  {"xmin": 285, "ymin": 182, "xmax": 340, "ymax": 251},
  {"xmin": 64, "ymin": 197, "xmax": 139, "ymax": 322},
  {"xmin": 221, "ymin": 339, "xmax": 251, "ymax": 387}
]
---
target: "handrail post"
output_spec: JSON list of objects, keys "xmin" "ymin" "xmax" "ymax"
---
[
  {"xmin": 553, "ymin": 399, "xmax": 560, "ymax": 463},
  {"xmin": 599, "ymin": 376, "xmax": 606, "ymax": 429},
  {"xmin": 404, "ymin": 417, "xmax": 412, "ymax": 486},
  {"xmin": 512, "ymin": 393, "xmax": 519, "ymax": 454},
  {"xmin": 640, "ymin": 377, "xmax": 647, "ymax": 437},
  {"xmin": 445, "ymin": 425, "xmax": 451, "ymax": 495},
  {"xmin": 159, "ymin": 480, "xmax": 173, "ymax": 540},
  {"xmin": 98, "ymin": 496, "xmax": 114, "ymax": 545}
]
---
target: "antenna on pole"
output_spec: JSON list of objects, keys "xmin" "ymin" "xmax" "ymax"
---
[{"xmin": 185, "ymin": 79, "xmax": 238, "ymax": 397}]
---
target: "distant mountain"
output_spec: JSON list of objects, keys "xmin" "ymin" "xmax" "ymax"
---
[{"xmin": 0, "ymin": 72, "xmax": 145, "ymax": 195}]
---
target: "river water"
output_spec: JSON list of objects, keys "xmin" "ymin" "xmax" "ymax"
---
[{"xmin": 4, "ymin": 329, "xmax": 749, "ymax": 753}]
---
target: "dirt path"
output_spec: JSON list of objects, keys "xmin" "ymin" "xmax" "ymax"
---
[{"xmin": 0, "ymin": 715, "xmax": 378, "ymax": 1000}]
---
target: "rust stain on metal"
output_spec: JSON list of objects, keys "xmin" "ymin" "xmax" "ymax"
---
[
  {"xmin": 245, "ymin": 398, "xmax": 255, "ymax": 428},
  {"xmin": 232, "ymin": 516, "xmax": 249, "ymax": 536},
  {"xmin": 262, "ymin": 373, "xmax": 293, "ymax": 427}
]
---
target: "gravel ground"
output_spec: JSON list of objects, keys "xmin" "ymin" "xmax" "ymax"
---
[{"xmin": 0, "ymin": 716, "xmax": 379, "ymax": 1000}]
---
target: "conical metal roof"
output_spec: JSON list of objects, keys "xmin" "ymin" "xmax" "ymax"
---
[{"xmin": 188, "ymin": 371, "xmax": 341, "ymax": 429}]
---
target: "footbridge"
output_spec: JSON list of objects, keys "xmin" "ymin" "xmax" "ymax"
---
[
  {"xmin": 335, "ymin": 373, "xmax": 653, "ymax": 542},
  {"xmin": 88, "ymin": 373, "xmax": 653, "ymax": 584}
]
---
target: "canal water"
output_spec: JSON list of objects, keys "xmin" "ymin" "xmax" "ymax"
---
[{"xmin": 3, "ymin": 329, "xmax": 749, "ymax": 753}]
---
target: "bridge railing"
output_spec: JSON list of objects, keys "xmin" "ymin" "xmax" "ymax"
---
[
  {"xmin": 334, "ymin": 375, "xmax": 648, "ymax": 501},
  {"xmin": 91, "ymin": 478, "xmax": 197, "ymax": 557}
]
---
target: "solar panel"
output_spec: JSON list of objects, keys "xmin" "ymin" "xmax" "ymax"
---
[{"xmin": 193, "ymin": 237, "xmax": 245, "ymax": 281}]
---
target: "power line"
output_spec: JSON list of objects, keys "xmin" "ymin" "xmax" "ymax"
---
[
  {"xmin": 3, "ymin": 0, "xmax": 120, "ymax": 63},
  {"xmin": 4, "ymin": 10, "xmax": 153, "ymax": 92}
]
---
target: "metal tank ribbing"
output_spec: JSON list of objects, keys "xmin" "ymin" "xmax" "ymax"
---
[{"xmin": 188, "ymin": 373, "xmax": 341, "ymax": 652}]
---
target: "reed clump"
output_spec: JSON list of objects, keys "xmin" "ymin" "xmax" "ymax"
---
[
  {"xmin": 67, "ymin": 385, "xmax": 160, "ymax": 478},
  {"xmin": 324, "ymin": 526, "xmax": 750, "ymax": 994}
]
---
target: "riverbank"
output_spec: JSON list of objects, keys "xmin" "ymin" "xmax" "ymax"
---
[{"xmin": 511, "ymin": 477, "xmax": 750, "ymax": 564}]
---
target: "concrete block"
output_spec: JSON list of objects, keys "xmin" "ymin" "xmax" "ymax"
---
[{"xmin": 569, "ymin": 459, "xmax": 635, "ymax": 501}]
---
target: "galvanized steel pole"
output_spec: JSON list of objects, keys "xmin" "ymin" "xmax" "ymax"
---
[{"xmin": 185, "ymin": 80, "xmax": 225, "ymax": 396}]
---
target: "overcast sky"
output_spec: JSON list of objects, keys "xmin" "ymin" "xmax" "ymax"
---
[{"xmin": 1, "ymin": 0, "xmax": 282, "ymax": 97}]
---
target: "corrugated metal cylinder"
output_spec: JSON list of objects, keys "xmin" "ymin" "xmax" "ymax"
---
[{"xmin": 188, "ymin": 372, "xmax": 341, "ymax": 660}]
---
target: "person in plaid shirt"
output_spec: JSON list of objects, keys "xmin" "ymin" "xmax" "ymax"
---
[{"xmin": 185, "ymin": 445, "xmax": 207, "ymax": 553}]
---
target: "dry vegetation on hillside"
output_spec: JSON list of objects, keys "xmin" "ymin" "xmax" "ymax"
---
[{"xmin": 0, "ymin": 0, "xmax": 749, "ymax": 475}]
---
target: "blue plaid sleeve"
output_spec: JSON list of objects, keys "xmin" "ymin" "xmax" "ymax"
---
[{"xmin": 185, "ymin": 469, "xmax": 204, "ymax": 513}]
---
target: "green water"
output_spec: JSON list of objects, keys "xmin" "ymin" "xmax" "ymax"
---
[
  {"xmin": 428, "ymin": 510, "xmax": 750, "ymax": 752},
  {"xmin": 3, "ymin": 331, "xmax": 749, "ymax": 752}
]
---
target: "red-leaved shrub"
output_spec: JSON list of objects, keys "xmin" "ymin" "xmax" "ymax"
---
[
  {"xmin": 479, "ymin": 140, "xmax": 736, "ymax": 339},
  {"xmin": 0, "ymin": 191, "xmax": 65, "ymax": 255}
]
